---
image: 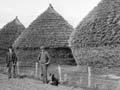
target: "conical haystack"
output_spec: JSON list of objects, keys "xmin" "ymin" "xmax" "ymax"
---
[
  {"xmin": 70, "ymin": 0, "xmax": 120, "ymax": 67},
  {"xmin": 0, "ymin": 17, "xmax": 25, "ymax": 49},
  {"xmin": 13, "ymin": 4, "xmax": 76, "ymax": 66},
  {"xmin": 0, "ymin": 17, "xmax": 25, "ymax": 63}
]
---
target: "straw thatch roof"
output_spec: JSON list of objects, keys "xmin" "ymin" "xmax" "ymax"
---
[
  {"xmin": 0, "ymin": 16, "xmax": 25, "ymax": 49},
  {"xmin": 12, "ymin": 4, "xmax": 75, "ymax": 66},
  {"xmin": 13, "ymin": 4, "xmax": 73, "ymax": 49},
  {"xmin": 70, "ymin": 0, "xmax": 120, "ymax": 48},
  {"xmin": 0, "ymin": 17, "xmax": 25, "ymax": 64},
  {"xmin": 69, "ymin": 0, "xmax": 120, "ymax": 67}
]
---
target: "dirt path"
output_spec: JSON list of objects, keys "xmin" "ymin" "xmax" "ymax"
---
[{"xmin": 0, "ymin": 73, "xmax": 82, "ymax": 90}]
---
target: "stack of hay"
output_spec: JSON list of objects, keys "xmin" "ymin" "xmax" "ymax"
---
[
  {"xmin": 0, "ymin": 17, "xmax": 25, "ymax": 64},
  {"xmin": 13, "ymin": 4, "xmax": 76, "ymax": 66},
  {"xmin": 69, "ymin": 0, "xmax": 120, "ymax": 67}
]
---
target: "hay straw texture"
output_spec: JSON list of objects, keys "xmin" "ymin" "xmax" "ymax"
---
[
  {"xmin": 12, "ymin": 4, "xmax": 75, "ymax": 65},
  {"xmin": 13, "ymin": 4, "xmax": 73, "ymax": 49},
  {"xmin": 69, "ymin": 0, "xmax": 120, "ymax": 67},
  {"xmin": 0, "ymin": 17, "xmax": 25, "ymax": 49}
]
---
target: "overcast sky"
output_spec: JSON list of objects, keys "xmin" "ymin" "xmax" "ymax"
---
[{"xmin": 0, "ymin": 0, "xmax": 101, "ymax": 28}]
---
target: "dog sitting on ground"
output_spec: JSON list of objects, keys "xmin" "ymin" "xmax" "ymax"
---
[{"xmin": 48, "ymin": 73, "xmax": 59, "ymax": 86}]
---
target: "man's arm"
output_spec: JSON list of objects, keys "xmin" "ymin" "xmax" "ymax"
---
[
  {"xmin": 38, "ymin": 52, "xmax": 41, "ymax": 62},
  {"xmin": 45, "ymin": 52, "xmax": 51, "ymax": 65},
  {"xmin": 14, "ymin": 53, "xmax": 18, "ymax": 64},
  {"xmin": 6, "ymin": 53, "xmax": 9, "ymax": 67}
]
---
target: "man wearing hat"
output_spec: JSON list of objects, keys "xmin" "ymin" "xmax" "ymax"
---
[{"xmin": 38, "ymin": 46, "xmax": 51, "ymax": 83}]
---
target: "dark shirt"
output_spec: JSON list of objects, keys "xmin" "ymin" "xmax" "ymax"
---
[{"xmin": 6, "ymin": 51, "xmax": 17, "ymax": 66}]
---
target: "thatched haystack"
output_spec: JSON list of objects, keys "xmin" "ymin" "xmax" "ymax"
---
[
  {"xmin": 0, "ymin": 17, "xmax": 25, "ymax": 55},
  {"xmin": 0, "ymin": 17, "xmax": 25, "ymax": 63},
  {"xmin": 0, "ymin": 16, "xmax": 25, "ymax": 49},
  {"xmin": 13, "ymin": 4, "xmax": 76, "ymax": 66},
  {"xmin": 69, "ymin": 0, "xmax": 120, "ymax": 67}
]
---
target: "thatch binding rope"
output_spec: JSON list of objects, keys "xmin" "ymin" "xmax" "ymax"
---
[{"xmin": 15, "ymin": 46, "xmax": 69, "ymax": 50}]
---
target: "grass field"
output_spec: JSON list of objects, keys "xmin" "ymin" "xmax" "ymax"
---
[
  {"xmin": 1, "ymin": 64, "xmax": 120, "ymax": 90},
  {"xmin": 16, "ymin": 65, "xmax": 120, "ymax": 90}
]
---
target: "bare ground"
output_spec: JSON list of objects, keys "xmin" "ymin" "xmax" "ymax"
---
[{"xmin": 0, "ymin": 73, "xmax": 83, "ymax": 90}]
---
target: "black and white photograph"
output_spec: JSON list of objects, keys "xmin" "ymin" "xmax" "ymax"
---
[{"xmin": 1, "ymin": 0, "xmax": 120, "ymax": 90}]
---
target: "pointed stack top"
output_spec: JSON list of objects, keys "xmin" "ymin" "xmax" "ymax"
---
[
  {"xmin": 14, "ymin": 16, "xmax": 23, "ymax": 25},
  {"xmin": 70, "ymin": 0, "xmax": 120, "ymax": 48},
  {"xmin": 35, "ymin": 4, "xmax": 60, "ymax": 21},
  {"xmin": 15, "ymin": 16, "xmax": 18, "ymax": 20},
  {"xmin": 45, "ymin": 4, "xmax": 56, "ymax": 13},
  {"xmin": 13, "ymin": 4, "xmax": 73, "ymax": 49},
  {"xmin": 0, "ymin": 17, "xmax": 25, "ymax": 49},
  {"xmin": 48, "ymin": 4, "xmax": 54, "ymax": 10},
  {"xmin": 46, "ymin": 4, "xmax": 57, "ymax": 14}
]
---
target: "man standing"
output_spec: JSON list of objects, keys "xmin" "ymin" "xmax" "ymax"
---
[
  {"xmin": 6, "ymin": 46, "xmax": 17, "ymax": 79},
  {"xmin": 38, "ymin": 46, "xmax": 51, "ymax": 83}
]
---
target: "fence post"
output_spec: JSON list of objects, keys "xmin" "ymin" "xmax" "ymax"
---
[
  {"xmin": 58, "ymin": 64, "xmax": 62, "ymax": 83},
  {"xmin": 35, "ymin": 62, "xmax": 38, "ymax": 77},
  {"xmin": 88, "ymin": 66, "xmax": 91, "ymax": 87},
  {"xmin": 79, "ymin": 76, "xmax": 82, "ymax": 86},
  {"xmin": 64, "ymin": 73, "xmax": 67, "ymax": 82},
  {"xmin": 17, "ymin": 61, "xmax": 20, "ymax": 75}
]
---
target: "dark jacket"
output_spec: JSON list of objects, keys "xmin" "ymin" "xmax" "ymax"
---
[{"xmin": 6, "ymin": 51, "xmax": 17, "ymax": 67}]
